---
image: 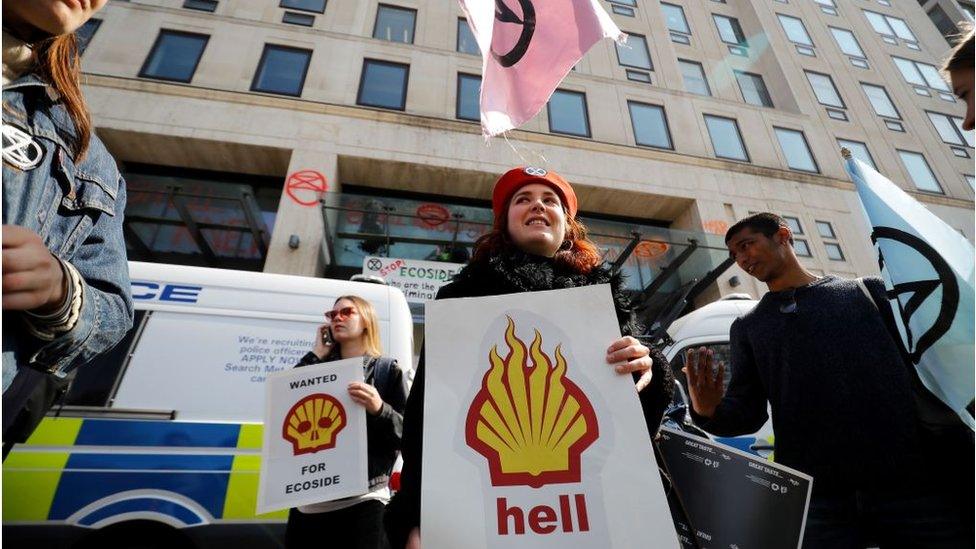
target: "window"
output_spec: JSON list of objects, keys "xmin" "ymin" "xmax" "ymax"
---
[
  {"xmin": 611, "ymin": 1, "xmax": 636, "ymax": 17},
  {"xmin": 861, "ymin": 83, "xmax": 900, "ymax": 118},
  {"xmin": 829, "ymin": 27, "xmax": 868, "ymax": 67},
  {"xmin": 616, "ymin": 33, "xmax": 653, "ymax": 70},
  {"xmin": 282, "ymin": 12, "xmax": 316, "ymax": 26},
  {"xmin": 966, "ymin": 174, "xmax": 975, "ymax": 190},
  {"xmin": 774, "ymin": 127, "xmax": 819, "ymax": 173},
  {"xmin": 280, "ymin": 0, "xmax": 325, "ymax": 13},
  {"xmin": 814, "ymin": 0, "xmax": 838, "ymax": 15},
  {"xmin": 927, "ymin": 112, "xmax": 974, "ymax": 147},
  {"xmin": 892, "ymin": 57, "xmax": 953, "ymax": 99},
  {"xmin": 184, "ymin": 0, "xmax": 218, "ymax": 12},
  {"xmin": 661, "ymin": 3, "xmax": 692, "ymax": 43},
  {"xmin": 864, "ymin": 10, "xmax": 918, "ymax": 47},
  {"xmin": 139, "ymin": 30, "xmax": 209, "ymax": 83},
  {"xmin": 704, "ymin": 115, "xmax": 748, "ymax": 161},
  {"xmin": 778, "ymin": 14, "xmax": 813, "ymax": 46},
  {"xmin": 805, "ymin": 71, "xmax": 845, "ymax": 108},
  {"xmin": 824, "ymin": 243, "xmax": 845, "ymax": 260},
  {"xmin": 76, "ymin": 18, "xmax": 101, "ymax": 55},
  {"xmin": 816, "ymin": 221, "xmax": 835, "ymax": 239},
  {"xmin": 794, "ymin": 239, "xmax": 812, "ymax": 257},
  {"xmin": 837, "ymin": 139, "xmax": 877, "ymax": 170},
  {"xmin": 357, "ymin": 59, "xmax": 409, "ymax": 110},
  {"xmin": 734, "ymin": 71, "xmax": 773, "ymax": 107},
  {"xmin": 547, "ymin": 89, "xmax": 590, "ymax": 137},
  {"xmin": 250, "ymin": 45, "xmax": 311, "ymax": 96},
  {"xmin": 628, "ymin": 101, "xmax": 673, "ymax": 149},
  {"xmin": 456, "ymin": 73, "xmax": 481, "ymax": 122},
  {"xmin": 784, "ymin": 216, "xmax": 803, "ymax": 235},
  {"xmin": 713, "ymin": 14, "xmax": 748, "ymax": 52},
  {"xmin": 679, "ymin": 60, "xmax": 711, "ymax": 96},
  {"xmin": 373, "ymin": 4, "xmax": 416, "ymax": 44},
  {"xmin": 898, "ymin": 150, "xmax": 943, "ymax": 193},
  {"xmin": 457, "ymin": 19, "xmax": 479, "ymax": 55}
]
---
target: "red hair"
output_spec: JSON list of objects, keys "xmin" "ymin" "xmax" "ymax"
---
[{"xmin": 472, "ymin": 204, "xmax": 602, "ymax": 274}]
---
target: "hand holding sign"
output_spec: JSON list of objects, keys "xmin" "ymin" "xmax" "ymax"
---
[{"xmin": 683, "ymin": 347, "xmax": 726, "ymax": 419}]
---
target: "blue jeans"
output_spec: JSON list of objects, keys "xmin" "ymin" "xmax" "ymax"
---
[{"xmin": 802, "ymin": 481, "xmax": 971, "ymax": 549}]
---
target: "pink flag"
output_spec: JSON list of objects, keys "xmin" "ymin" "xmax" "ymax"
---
[{"xmin": 460, "ymin": 0, "xmax": 624, "ymax": 137}]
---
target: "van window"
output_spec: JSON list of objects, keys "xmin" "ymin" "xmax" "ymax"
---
[
  {"xmin": 670, "ymin": 343, "xmax": 733, "ymax": 392},
  {"xmin": 65, "ymin": 310, "xmax": 148, "ymax": 407}
]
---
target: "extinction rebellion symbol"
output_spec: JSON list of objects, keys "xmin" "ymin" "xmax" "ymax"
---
[
  {"xmin": 367, "ymin": 258, "xmax": 383, "ymax": 271},
  {"xmin": 492, "ymin": 0, "xmax": 536, "ymax": 68},
  {"xmin": 871, "ymin": 226, "xmax": 958, "ymax": 364}
]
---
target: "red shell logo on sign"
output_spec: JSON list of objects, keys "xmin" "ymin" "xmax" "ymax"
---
[
  {"xmin": 702, "ymin": 220, "xmax": 730, "ymax": 236},
  {"xmin": 416, "ymin": 204, "xmax": 451, "ymax": 228},
  {"xmin": 282, "ymin": 393, "xmax": 347, "ymax": 455},
  {"xmin": 634, "ymin": 240, "xmax": 669, "ymax": 259},
  {"xmin": 286, "ymin": 170, "xmax": 328, "ymax": 207}
]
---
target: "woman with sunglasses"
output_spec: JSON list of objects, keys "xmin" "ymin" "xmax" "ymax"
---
[
  {"xmin": 288, "ymin": 295, "xmax": 407, "ymax": 549},
  {"xmin": 384, "ymin": 167, "xmax": 675, "ymax": 549}
]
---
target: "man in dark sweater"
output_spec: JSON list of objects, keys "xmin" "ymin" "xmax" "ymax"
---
[{"xmin": 685, "ymin": 213, "xmax": 971, "ymax": 549}]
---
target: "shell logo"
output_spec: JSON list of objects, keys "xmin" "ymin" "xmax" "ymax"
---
[
  {"xmin": 634, "ymin": 240, "xmax": 669, "ymax": 259},
  {"xmin": 282, "ymin": 393, "xmax": 347, "ymax": 456},
  {"xmin": 465, "ymin": 317, "xmax": 599, "ymax": 489}
]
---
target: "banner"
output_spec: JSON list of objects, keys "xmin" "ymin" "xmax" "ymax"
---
[
  {"xmin": 460, "ymin": 0, "xmax": 624, "ymax": 136},
  {"xmin": 422, "ymin": 285, "xmax": 679, "ymax": 548},
  {"xmin": 844, "ymin": 155, "xmax": 975, "ymax": 429},
  {"xmin": 257, "ymin": 358, "xmax": 369, "ymax": 513},
  {"xmin": 362, "ymin": 256, "xmax": 463, "ymax": 304},
  {"xmin": 656, "ymin": 427, "xmax": 812, "ymax": 549}
]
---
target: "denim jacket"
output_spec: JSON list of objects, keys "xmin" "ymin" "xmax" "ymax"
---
[{"xmin": 2, "ymin": 73, "xmax": 133, "ymax": 426}]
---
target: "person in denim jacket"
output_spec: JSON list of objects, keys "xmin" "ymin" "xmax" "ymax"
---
[{"xmin": 2, "ymin": 1, "xmax": 133, "ymax": 449}]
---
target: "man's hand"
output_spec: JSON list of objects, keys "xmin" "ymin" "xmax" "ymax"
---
[
  {"xmin": 2, "ymin": 225, "xmax": 66, "ymax": 312},
  {"xmin": 682, "ymin": 347, "xmax": 726, "ymax": 419}
]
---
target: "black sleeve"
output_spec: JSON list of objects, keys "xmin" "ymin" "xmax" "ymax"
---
[
  {"xmin": 367, "ymin": 360, "xmax": 406, "ymax": 455},
  {"xmin": 690, "ymin": 318, "xmax": 768, "ymax": 436},
  {"xmin": 293, "ymin": 351, "xmax": 325, "ymax": 368},
  {"xmin": 384, "ymin": 347, "xmax": 424, "ymax": 549},
  {"xmin": 635, "ymin": 347, "xmax": 675, "ymax": 437}
]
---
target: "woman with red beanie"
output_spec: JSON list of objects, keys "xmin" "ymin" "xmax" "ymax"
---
[{"xmin": 384, "ymin": 167, "xmax": 675, "ymax": 549}]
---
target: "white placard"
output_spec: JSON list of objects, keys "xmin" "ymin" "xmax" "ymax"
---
[
  {"xmin": 362, "ymin": 256, "xmax": 463, "ymax": 304},
  {"xmin": 422, "ymin": 285, "xmax": 679, "ymax": 548},
  {"xmin": 257, "ymin": 358, "xmax": 369, "ymax": 514}
]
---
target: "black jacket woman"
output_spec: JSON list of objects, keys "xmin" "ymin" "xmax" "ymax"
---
[
  {"xmin": 384, "ymin": 167, "xmax": 675, "ymax": 549},
  {"xmin": 288, "ymin": 295, "xmax": 407, "ymax": 549}
]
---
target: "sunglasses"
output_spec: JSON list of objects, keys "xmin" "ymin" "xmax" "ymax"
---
[{"xmin": 325, "ymin": 306, "xmax": 356, "ymax": 321}]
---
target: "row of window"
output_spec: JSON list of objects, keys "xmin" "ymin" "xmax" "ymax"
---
[
  {"xmin": 129, "ymin": 27, "xmax": 969, "ymax": 193},
  {"xmin": 781, "ymin": 216, "xmax": 846, "ymax": 261}
]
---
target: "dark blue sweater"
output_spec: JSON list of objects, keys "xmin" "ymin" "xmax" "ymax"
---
[{"xmin": 692, "ymin": 276, "xmax": 923, "ymax": 492}]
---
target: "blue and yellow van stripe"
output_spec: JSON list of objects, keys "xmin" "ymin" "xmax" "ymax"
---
[{"xmin": 3, "ymin": 417, "xmax": 287, "ymax": 526}]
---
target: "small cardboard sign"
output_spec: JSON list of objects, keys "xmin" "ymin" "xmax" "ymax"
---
[{"xmin": 257, "ymin": 358, "xmax": 369, "ymax": 513}]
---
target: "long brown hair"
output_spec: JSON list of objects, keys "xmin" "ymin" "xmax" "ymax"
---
[
  {"xmin": 471, "ymin": 203, "xmax": 602, "ymax": 274},
  {"xmin": 334, "ymin": 295, "xmax": 384, "ymax": 358},
  {"xmin": 35, "ymin": 33, "xmax": 91, "ymax": 161}
]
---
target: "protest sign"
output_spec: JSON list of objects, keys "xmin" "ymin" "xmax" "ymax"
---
[
  {"xmin": 656, "ymin": 427, "xmax": 812, "ymax": 549},
  {"xmin": 362, "ymin": 256, "xmax": 463, "ymax": 305},
  {"xmin": 422, "ymin": 285, "xmax": 679, "ymax": 548},
  {"xmin": 257, "ymin": 358, "xmax": 369, "ymax": 513}
]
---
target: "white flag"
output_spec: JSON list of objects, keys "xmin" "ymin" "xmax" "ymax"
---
[{"xmin": 845, "ymin": 155, "xmax": 975, "ymax": 430}]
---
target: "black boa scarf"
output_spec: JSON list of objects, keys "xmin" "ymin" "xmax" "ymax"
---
[{"xmin": 447, "ymin": 250, "xmax": 642, "ymax": 336}]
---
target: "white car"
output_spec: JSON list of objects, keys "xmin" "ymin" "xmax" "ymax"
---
[{"xmin": 661, "ymin": 294, "xmax": 776, "ymax": 460}]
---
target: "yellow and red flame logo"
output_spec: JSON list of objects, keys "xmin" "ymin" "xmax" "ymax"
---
[
  {"xmin": 465, "ymin": 317, "xmax": 599, "ymax": 488},
  {"xmin": 282, "ymin": 393, "xmax": 347, "ymax": 455}
]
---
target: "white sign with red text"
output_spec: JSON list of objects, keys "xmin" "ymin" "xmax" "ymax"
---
[{"xmin": 422, "ymin": 285, "xmax": 679, "ymax": 548}]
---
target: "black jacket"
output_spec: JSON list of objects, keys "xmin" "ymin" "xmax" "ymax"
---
[
  {"xmin": 295, "ymin": 352, "xmax": 407, "ymax": 490},
  {"xmin": 384, "ymin": 251, "xmax": 675, "ymax": 547}
]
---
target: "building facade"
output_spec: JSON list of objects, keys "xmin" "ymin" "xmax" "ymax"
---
[{"xmin": 76, "ymin": 0, "xmax": 974, "ymax": 340}]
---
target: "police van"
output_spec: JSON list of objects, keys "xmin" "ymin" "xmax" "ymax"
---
[
  {"xmin": 661, "ymin": 295, "xmax": 776, "ymax": 459},
  {"xmin": 3, "ymin": 261, "xmax": 414, "ymax": 548}
]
